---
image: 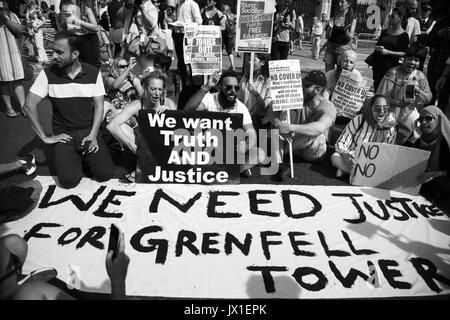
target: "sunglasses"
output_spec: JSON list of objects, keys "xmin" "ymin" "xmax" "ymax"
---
[
  {"xmin": 225, "ymin": 85, "xmax": 240, "ymax": 92},
  {"xmin": 118, "ymin": 64, "xmax": 128, "ymax": 69},
  {"xmin": 0, "ymin": 253, "xmax": 22, "ymax": 283},
  {"xmin": 417, "ymin": 115, "xmax": 434, "ymax": 123}
]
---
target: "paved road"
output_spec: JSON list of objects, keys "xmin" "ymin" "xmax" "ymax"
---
[{"xmin": 7, "ymin": 45, "xmax": 445, "ymax": 212}]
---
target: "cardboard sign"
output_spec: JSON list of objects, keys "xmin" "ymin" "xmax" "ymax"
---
[
  {"xmin": 350, "ymin": 142, "xmax": 430, "ymax": 195},
  {"xmin": 332, "ymin": 70, "xmax": 374, "ymax": 118},
  {"xmin": 136, "ymin": 110, "xmax": 242, "ymax": 184},
  {"xmin": 269, "ymin": 60, "xmax": 303, "ymax": 112},
  {"xmin": 235, "ymin": 0, "xmax": 275, "ymax": 53},
  {"xmin": 189, "ymin": 25, "xmax": 222, "ymax": 76},
  {"xmin": 3, "ymin": 176, "xmax": 449, "ymax": 299}
]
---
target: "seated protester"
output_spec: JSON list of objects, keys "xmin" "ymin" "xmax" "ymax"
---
[
  {"xmin": 184, "ymin": 69, "xmax": 262, "ymax": 177},
  {"xmin": 325, "ymin": 49, "xmax": 361, "ymax": 96},
  {"xmin": 104, "ymin": 57, "xmax": 143, "ymax": 124},
  {"xmin": 331, "ymin": 94, "xmax": 397, "ymax": 177},
  {"xmin": 107, "ymin": 69, "xmax": 175, "ymax": 167},
  {"xmin": 141, "ymin": 53, "xmax": 175, "ymax": 102},
  {"xmin": 23, "ymin": 30, "xmax": 113, "ymax": 189},
  {"xmin": 0, "ymin": 233, "xmax": 129, "ymax": 300},
  {"xmin": 237, "ymin": 53, "xmax": 272, "ymax": 130},
  {"xmin": 270, "ymin": 70, "xmax": 336, "ymax": 181},
  {"xmin": 408, "ymin": 106, "xmax": 450, "ymax": 201},
  {"xmin": 376, "ymin": 43, "xmax": 432, "ymax": 145}
]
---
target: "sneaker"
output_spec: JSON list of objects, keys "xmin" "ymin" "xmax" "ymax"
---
[{"xmin": 18, "ymin": 154, "xmax": 36, "ymax": 176}]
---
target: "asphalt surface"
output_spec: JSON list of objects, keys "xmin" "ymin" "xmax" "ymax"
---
[{"xmin": 1, "ymin": 44, "xmax": 449, "ymax": 215}]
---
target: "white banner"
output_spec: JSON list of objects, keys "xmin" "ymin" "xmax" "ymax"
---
[
  {"xmin": 269, "ymin": 60, "xmax": 303, "ymax": 112},
  {"xmin": 2, "ymin": 176, "xmax": 449, "ymax": 299}
]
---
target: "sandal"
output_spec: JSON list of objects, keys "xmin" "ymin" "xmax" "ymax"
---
[
  {"xmin": 123, "ymin": 171, "xmax": 136, "ymax": 183},
  {"xmin": 5, "ymin": 110, "xmax": 19, "ymax": 118}
]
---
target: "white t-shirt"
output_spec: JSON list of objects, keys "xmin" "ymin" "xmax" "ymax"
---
[
  {"xmin": 201, "ymin": 92, "xmax": 253, "ymax": 127},
  {"xmin": 405, "ymin": 17, "xmax": 421, "ymax": 42}
]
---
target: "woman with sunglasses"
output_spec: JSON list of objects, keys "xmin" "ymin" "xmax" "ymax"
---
[
  {"xmin": 376, "ymin": 43, "xmax": 432, "ymax": 145},
  {"xmin": 104, "ymin": 57, "xmax": 143, "ymax": 124},
  {"xmin": 331, "ymin": 94, "xmax": 397, "ymax": 178},
  {"xmin": 408, "ymin": 105, "xmax": 450, "ymax": 201}
]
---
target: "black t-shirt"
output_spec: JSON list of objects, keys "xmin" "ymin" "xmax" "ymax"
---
[{"xmin": 108, "ymin": 0, "xmax": 124, "ymax": 29}]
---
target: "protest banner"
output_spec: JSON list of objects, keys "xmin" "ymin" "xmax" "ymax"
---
[
  {"xmin": 331, "ymin": 70, "xmax": 374, "ymax": 118},
  {"xmin": 183, "ymin": 23, "xmax": 198, "ymax": 65},
  {"xmin": 235, "ymin": 0, "xmax": 275, "ymax": 53},
  {"xmin": 136, "ymin": 110, "xmax": 242, "ymax": 184},
  {"xmin": 350, "ymin": 142, "xmax": 430, "ymax": 196},
  {"xmin": 189, "ymin": 25, "xmax": 222, "ymax": 76},
  {"xmin": 269, "ymin": 60, "xmax": 303, "ymax": 112},
  {"xmin": 3, "ymin": 176, "xmax": 449, "ymax": 299}
]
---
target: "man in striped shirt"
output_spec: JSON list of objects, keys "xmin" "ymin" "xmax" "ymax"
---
[{"xmin": 23, "ymin": 30, "xmax": 113, "ymax": 189}]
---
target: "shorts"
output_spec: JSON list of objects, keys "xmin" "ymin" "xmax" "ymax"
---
[
  {"xmin": 324, "ymin": 41, "xmax": 355, "ymax": 66},
  {"xmin": 109, "ymin": 27, "xmax": 123, "ymax": 44}
]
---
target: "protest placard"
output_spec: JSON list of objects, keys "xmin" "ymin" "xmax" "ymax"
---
[
  {"xmin": 332, "ymin": 70, "xmax": 374, "ymax": 118},
  {"xmin": 136, "ymin": 110, "xmax": 242, "ymax": 184},
  {"xmin": 5, "ymin": 176, "xmax": 449, "ymax": 298},
  {"xmin": 183, "ymin": 23, "xmax": 198, "ymax": 65},
  {"xmin": 189, "ymin": 25, "xmax": 222, "ymax": 76},
  {"xmin": 350, "ymin": 142, "xmax": 430, "ymax": 195},
  {"xmin": 269, "ymin": 59, "xmax": 303, "ymax": 112},
  {"xmin": 235, "ymin": 0, "xmax": 275, "ymax": 53}
]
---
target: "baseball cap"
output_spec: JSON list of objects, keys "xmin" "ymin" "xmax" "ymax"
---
[{"xmin": 303, "ymin": 70, "xmax": 327, "ymax": 88}]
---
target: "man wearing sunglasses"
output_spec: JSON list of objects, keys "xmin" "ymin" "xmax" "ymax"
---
[{"xmin": 184, "ymin": 69, "xmax": 261, "ymax": 177}]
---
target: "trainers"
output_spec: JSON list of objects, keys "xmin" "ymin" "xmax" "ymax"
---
[{"xmin": 18, "ymin": 154, "xmax": 36, "ymax": 176}]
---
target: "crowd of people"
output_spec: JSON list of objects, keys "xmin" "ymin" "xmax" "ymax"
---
[{"xmin": 1, "ymin": 0, "xmax": 450, "ymax": 300}]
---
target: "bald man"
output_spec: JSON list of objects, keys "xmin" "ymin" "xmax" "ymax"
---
[
  {"xmin": 403, "ymin": 0, "xmax": 421, "ymax": 44},
  {"xmin": 325, "ymin": 49, "xmax": 362, "ymax": 95}
]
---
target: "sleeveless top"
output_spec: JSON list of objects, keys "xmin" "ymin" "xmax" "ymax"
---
[{"xmin": 201, "ymin": 9, "xmax": 222, "ymax": 26}]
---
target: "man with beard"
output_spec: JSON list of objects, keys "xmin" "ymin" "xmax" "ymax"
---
[
  {"xmin": 270, "ymin": 70, "xmax": 336, "ymax": 181},
  {"xmin": 184, "ymin": 69, "xmax": 261, "ymax": 177},
  {"xmin": 23, "ymin": 30, "xmax": 113, "ymax": 189}
]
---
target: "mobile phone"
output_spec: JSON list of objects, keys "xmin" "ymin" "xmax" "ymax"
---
[
  {"xmin": 82, "ymin": 140, "xmax": 91, "ymax": 154},
  {"xmin": 404, "ymin": 83, "xmax": 415, "ymax": 101},
  {"xmin": 108, "ymin": 224, "xmax": 120, "ymax": 260}
]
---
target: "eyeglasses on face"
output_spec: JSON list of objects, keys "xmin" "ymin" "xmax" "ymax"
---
[
  {"xmin": 224, "ymin": 85, "xmax": 240, "ymax": 92},
  {"xmin": 0, "ymin": 253, "xmax": 22, "ymax": 283},
  {"xmin": 417, "ymin": 115, "xmax": 434, "ymax": 123}
]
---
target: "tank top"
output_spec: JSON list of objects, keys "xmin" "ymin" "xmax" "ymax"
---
[{"xmin": 201, "ymin": 9, "xmax": 222, "ymax": 26}]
